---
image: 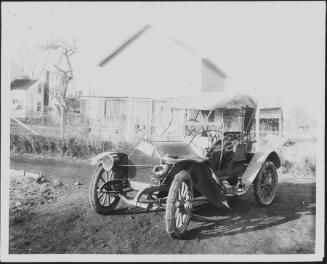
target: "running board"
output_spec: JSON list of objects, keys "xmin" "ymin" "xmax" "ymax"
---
[
  {"xmin": 119, "ymin": 194, "xmax": 149, "ymax": 209},
  {"xmin": 121, "ymin": 181, "xmax": 169, "ymax": 209}
]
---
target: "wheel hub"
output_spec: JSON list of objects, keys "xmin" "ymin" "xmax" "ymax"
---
[
  {"xmin": 175, "ymin": 191, "xmax": 191, "ymax": 214},
  {"xmin": 259, "ymin": 168, "xmax": 276, "ymax": 200}
]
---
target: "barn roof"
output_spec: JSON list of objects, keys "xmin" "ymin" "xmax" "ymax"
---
[
  {"xmin": 98, "ymin": 24, "xmax": 151, "ymax": 67},
  {"xmin": 11, "ymin": 79, "xmax": 37, "ymax": 90},
  {"xmin": 98, "ymin": 24, "xmax": 228, "ymax": 78}
]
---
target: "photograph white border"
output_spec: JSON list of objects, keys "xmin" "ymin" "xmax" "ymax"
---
[{"xmin": 1, "ymin": 1, "xmax": 325, "ymax": 262}]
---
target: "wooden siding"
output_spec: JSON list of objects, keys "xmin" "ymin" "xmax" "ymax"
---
[{"xmin": 80, "ymin": 97, "xmax": 173, "ymax": 141}]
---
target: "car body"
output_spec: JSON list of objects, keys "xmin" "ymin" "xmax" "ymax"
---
[{"xmin": 89, "ymin": 91, "xmax": 281, "ymax": 238}]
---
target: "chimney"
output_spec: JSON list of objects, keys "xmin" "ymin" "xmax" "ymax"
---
[
  {"xmin": 44, "ymin": 71, "xmax": 50, "ymax": 107},
  {"xmin": 44, "ymin": 70, "xmax": 50, "ymax": 85}
]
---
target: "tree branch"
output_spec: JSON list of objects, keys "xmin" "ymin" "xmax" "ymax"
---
[{"xmin": 43, "ymin": 39, "xmax": 77, "ymax": 99}]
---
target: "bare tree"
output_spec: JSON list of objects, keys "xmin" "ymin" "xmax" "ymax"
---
[{"xmin": 42, "ymin": 39, "xmax": 77, "ymax": 99}]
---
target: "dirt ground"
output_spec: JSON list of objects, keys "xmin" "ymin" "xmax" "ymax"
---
[{"xmin": 9, "ymin": 155, "xmax": 316, "ymax": 254}]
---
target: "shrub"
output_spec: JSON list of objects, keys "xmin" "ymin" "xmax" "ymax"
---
[
  {"xmin": 282, "ymin": 138, "xmax": 296, "ymax": 147},
  {"xmin": 47, "ymin": 136, "xmax": 58, "ymax": 154},
  {"xmin": 66, "ymin": 137, "xmax": 78, "ymax": 157},
  {"xmin": 280, "ymin": 153, "xmax": 316, "ymax": 177},
  {"xmin": 56, "ymin": 138, "xmax": 67, "ymax": 155},
  {"xmin": 79, "ymin": 139, "xmax": 90, "ymax": 159},
  {"xmin": 10, "ymin": 134, "xmax": 20, "ymax": 152},
  {"xmin": 20, "ymin": 135, "xmax": 32, "ymax": 154},
  {"xmin": 301, "ymin": 155, "xmax": 316, "ymax": 176},
  {"xmin": 10, "ymin": 133, "xmax": 120, "ymax": 159},
  {"xmin": 29, "ymin": 135, "xmax": 49, "ymax": 154},
  {"xmin": 281, "ymin": 159, "xmax": 293, "ymax": 174},
  {"xmin": 102, "ymin": 140, "xmax": 115, "ymax": 152}
]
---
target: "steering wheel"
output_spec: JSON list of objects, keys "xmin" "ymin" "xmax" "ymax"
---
[
  {"xmin": 205, "ymin": 129, "xmax": 224, "ymax": 140},
  {"xmin": 186, "ymin": 119, "xmax": 207, "ymax": 136},
  {"xmin": 205, "ymin": 130, "xmax": 224, "ymax": 148}
]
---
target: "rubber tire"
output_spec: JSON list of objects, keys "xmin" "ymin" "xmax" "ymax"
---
[
  {"xmin": 89, "ymin": 165, "xmax": 120, "ymax": 215},
  {"xmin": 254, "ymin": 161, "xmax": 278, "ymax": 206},
  {"xmin": 165, "ymin": 170, "xmax": 193, "ymax": 239}
]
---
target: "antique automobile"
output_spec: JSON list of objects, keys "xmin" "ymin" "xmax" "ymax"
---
[{"xmin": 88, "ymin": 91, "xmax": 281, "ymax": 238}]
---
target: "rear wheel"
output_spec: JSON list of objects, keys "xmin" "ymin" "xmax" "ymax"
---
[
  {"xmin": 89, "ymin": 166, "xmax": 120, "ymax": 214},
  {"xmin": 165, "ymin": 170, "xmax": 193, "ymax": 238},
  {"xmin": 254, "ymin": 161, "xmax": 278, "ymax": 206}
]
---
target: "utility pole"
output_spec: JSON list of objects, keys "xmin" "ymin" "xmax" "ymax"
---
[{"xmin": 255, "ymin": 105, "xmax": 260, "ymax": 151}]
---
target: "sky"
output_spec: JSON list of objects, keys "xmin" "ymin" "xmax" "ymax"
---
[{"xmin": 3, "ymin": 2, "xmax": 325, "ymax": 116}]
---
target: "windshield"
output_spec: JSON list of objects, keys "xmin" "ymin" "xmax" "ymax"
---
[
  {"xmin": 128, "ymin": 105, "xmax": 256, "ymax": 160},
  {"xmin": 150, "ymin": 108, "xmax": 244, "ymax": 140}
]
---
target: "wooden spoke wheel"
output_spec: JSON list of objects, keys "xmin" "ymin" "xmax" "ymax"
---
[
  {"xmin": 89, "ymin": 166, "xmax": 120, "ymax": 214},
  {"xmin": 165, "ymin": 170, "xmax": 193, "ymax": 238},
  {"xmin": 254, "ymin": 161, "xmax": 278, "ymax": 206}
]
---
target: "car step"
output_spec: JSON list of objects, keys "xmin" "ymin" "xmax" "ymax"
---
[{"xmin": 222, "ymin": 180, "xmax": 245, "ymax": 196}]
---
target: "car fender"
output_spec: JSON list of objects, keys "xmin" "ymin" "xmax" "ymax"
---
[
  {"xmin": 169, "ymin": 160, "xmax": 230, "ymax": 209},
  {"xmin": 240, "ymin": 150, "xmax": 281, "ymax": 194},
  {"xmin": 90, "ymin": 151, "xmax": 122, "ymax": 165},
  {"xmin": 90, "ymin": 152, "xmax": 128, "ymax": 171},
  {"xmin": 90, "ymin": 152, "xmax": 113, "ymax": 165}
]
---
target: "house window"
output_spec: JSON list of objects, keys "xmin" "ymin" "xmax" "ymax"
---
[
  {"xmin": 37, "ymin": 102, "xmax": 41, "ymax": 111},
  {"xmin": 38, "ymin": 84, "xmax": 42, "ymax": 94}
]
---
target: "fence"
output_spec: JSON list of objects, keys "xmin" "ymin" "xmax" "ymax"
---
[{"xmin": 10, "ymin": 110, "xmax": 133, "ymax": 145}]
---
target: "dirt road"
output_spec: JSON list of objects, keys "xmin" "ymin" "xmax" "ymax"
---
[{"xmin": 9, "ymin": 156, "xmax": 316, "ymax": 254}]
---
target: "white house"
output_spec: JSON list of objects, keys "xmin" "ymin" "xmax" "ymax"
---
[
  {"xmin": 11, "ymin": 74, "xmax": 50, "ymax": 120},
  {"xmin": 89, "ymin": 24, "xmax": 228, "ymax": 98}
]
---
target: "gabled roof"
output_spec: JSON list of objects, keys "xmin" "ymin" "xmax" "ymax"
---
[
  {"xmin": 11, "ymin": 79, "xmax": 37, "ymax": 90},
  {"xmin": 98, "ymin": 24, "xmax": 228, "ymax": 78},
  {"xmin": 202, "ymin": 58, "xmax": 228, "ymax": 79},
  {"xmin": 98, "ymin": 24, "xmax": 152, "ymax": 67}
]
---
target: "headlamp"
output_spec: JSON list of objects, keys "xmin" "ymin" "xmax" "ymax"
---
[
  {"xmin": 151, "ymin": 163, "xmax": 169, "ymax": 180},
  {"xmin": 102, "ymin": 155, "xmax": 114, "ymax": 171}
]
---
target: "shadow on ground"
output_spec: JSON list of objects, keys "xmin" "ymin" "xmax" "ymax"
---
[{"xmin": 181, "ymin": 181, "xmax": 315, "ymax": 240}]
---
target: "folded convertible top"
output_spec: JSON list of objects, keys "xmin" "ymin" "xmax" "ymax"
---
[{"xmin": 167, "ymin": 91, "xmax": 258, "ymax": 110}]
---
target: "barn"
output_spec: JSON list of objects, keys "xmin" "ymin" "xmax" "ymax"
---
[
  {"xmin": 80, "ymin": 96, "xmax": 173, "ymax": 141},
  {"xmin": 81, "ymin": 24, "xmax": 228, "ymax": 141}
]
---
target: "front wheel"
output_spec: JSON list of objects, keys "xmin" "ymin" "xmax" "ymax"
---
[
  {"xmin": 89, "ymin": 165, "xmax": 120, "ymax": 215},
  {"xmin": 165, "ymin": 170, "xmax": 193, "ymax": 238},
  {"xmin": 254, "ymin": 161, "xmax": 278, "ymax": 206}
]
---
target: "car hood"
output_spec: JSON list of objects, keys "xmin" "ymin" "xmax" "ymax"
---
[
  {"xmin": 152, "ymin": 141, "xmax": 199, "ymax": 158},
  {"xmin": 126, "ymin": 140, "xmax": 205, "ymax": 184}
]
